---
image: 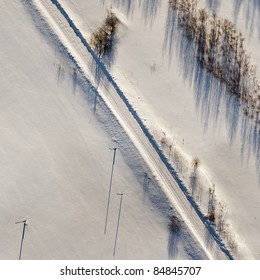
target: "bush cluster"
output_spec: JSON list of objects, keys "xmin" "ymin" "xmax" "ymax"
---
[{"xmin": 90, "ymin": 11, "xmax": 119, "ymax": 56}]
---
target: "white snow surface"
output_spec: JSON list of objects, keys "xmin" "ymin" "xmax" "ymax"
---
[
  {"xmin": 1, "ymin": 0, "xmax": 260, "ymax": 260},
  {"xmin": 0, "ymin": 0, "xmax": 209, "ymax": 260},
  {"xmin": 57, "ymin": 0, "xmax": 260, "ymax": 259}
]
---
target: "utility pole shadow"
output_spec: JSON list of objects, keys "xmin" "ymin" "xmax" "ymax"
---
[
  {"xmin": 113, "ymin": 193, "xmax": 123, "ymax": 257},
  {"xmin": 15, "ymin": 220, "xmax": 27, "ymax": 260},
  {"xmin": 104, "ymin": 148, "xmax": 117, "ymax": 234}
]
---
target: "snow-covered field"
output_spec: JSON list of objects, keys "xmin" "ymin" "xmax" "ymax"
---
[
  {"xmin": 0, "ymin": 0, "xmax": 208, "ymax": 260},
  {"xmin": 1, "ymin": 0, "xmax": 260, "ymax": 259}
]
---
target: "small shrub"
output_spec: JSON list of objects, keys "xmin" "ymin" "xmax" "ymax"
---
[
  {"xmin": 192, "ymin": 157, "xmax": 200, "ymax": 168},
  {"xmin": 207, "ymin": 210, "xmax": 215, "ymax": 223},
  {"xmin": 104, "ymin": 11, "xmax": 119, "ymax": 32},
  {"xmin": 168, "ymin": 215, "xmax": 183, "ymax": 232},
  {"xmin": 160, "ymin": 136, "xmax": 167, "ymax": 146}
]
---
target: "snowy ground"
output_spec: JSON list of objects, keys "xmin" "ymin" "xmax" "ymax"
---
[
  {"xmin": 1, "ymin": 0, "xmax": 259, "ymax": 260},
  {"xmin": 56, "ymin": 0, "xmax": 260, "ymax": 259},
  {"xmin": 0, "ymin": 0, "xmax": 212, "ymax": 260}
]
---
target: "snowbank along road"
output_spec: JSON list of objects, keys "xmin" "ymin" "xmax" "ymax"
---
[{"xmin": 30, "ymin": 0, "xmax": 233, "ymax": 260}]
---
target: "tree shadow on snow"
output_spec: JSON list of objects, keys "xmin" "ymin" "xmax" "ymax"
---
[
  {"xmin": 142, "ymin": 172, "xmax": 151, "ymax": 201},
  {"xmin": 167, "ymin": 216, "xmax": 183, "ymax": 259},
  {"xmin": 90, "ymin": 30, "xmax": 118, "ymax": 89},
  {"xmin": 164, "ymin": 3, "xmax": 260, "ymax": 181},
  {"xmin": 190, "ymin": 169, "xmax": 199, "ymax": 197},
  {"xmin": 56, "ymin": 63, "xmax": 65, "ymax": 82},
  {"xmin": 112, "ymin": 0, "xmax": 134, "ymax": 17},
  {"xmin": 139, "ymin": 0, "xmax": 161, "ymax": 27},
  {"xmin": 206, "ymin": 0, "xmax": 220, "ymax": 12},
  {"xmin": 234, "ymin": 0, "xmax": 260, "ymax": 39},
  {"xmin": 72, "ymin": 68, "xmax": 77, "ymax": 94},
  {"xmin": 168, "ymin": 227, "xmax": 180, "ymax": 259}
]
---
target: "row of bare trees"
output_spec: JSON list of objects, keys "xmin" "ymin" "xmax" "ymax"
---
[{"xmin": 169, "ymin": 0, "xmax": 260, "ymax": 125}]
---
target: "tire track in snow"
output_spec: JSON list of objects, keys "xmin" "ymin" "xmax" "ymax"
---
[{"xmin": 32, "ymin": 0, "xmax": 233, "ymax": 259}]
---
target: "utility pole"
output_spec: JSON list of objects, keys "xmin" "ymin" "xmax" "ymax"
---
[
  {"xmin": 15, "ymin": 220, "xmax": 27, "ymax": 260},
  {"xmin": 104, "ymin": 147, "xmax": 117, "ymax": 234},
  {"xmin": 113, "ymin": 193, "xmax": 123, "ymax": 257}
]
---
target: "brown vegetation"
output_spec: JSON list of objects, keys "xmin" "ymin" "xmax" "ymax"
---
[
  {"xmin": 169, "ymin": 0, "xmax": 260, "ymax": 127},
  {"xmin": 90, "ymin": 11, "xmax": 119, "ymax": 56},
  {"xmin": 168, "ymin": 215, "xmax": 183, "ymax": 232}
]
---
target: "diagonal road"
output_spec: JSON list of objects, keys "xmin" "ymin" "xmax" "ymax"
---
[{"xmin": 31, "ymin": 0, "xmax": 233, "ymax": 259}]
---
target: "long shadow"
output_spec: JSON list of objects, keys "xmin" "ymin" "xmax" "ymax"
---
[
  {"xmin": 104, "ymin": 148, "xmax": 117, "ymax": 234},
  {"xmin": 206, "ymin": 0, "xmax": 220, "ymax": 12},
  {"xmin": 72, "ymin": 68, "xmax": 77, "ymax": 94},
  {"xmin": 190, "ymin": 169, "xmax": 198, "ymax": 197},
  {"xmin": 241, "ymin": 113, "xmax": 260, "ymax": 167},
  {"xmin": 56, "ymin": 63, "xmax": 65, "ymax": 82},
  {"xmin": 164, "ymin": 2, "xmax": 260, "ymax": 181},
  {"xmin": 90, "ymin": 46, "xmax": 117, "ymax": 88},
  {"xmin": 102, "ymin": 32, "xmax": 118, "ymax": 69},
  {"xmin": 112, "ymin": 0, "xmax": 134, "ymax": 17},
  {"xmin": 234, "ymin": 0, "xmax": 243, "ymax": 19},
  {"xmin": 167, "ymin": 216, "xmax": 182, "ymax": 259},
  {"xmin": 168, "ymin": 228, "xmax": 179, "ymax": 259},
  {"xmin": 70, "ymin": 64, "xmax": 100, "ymax": 113},
  {"xmin": 142, "ymin": 172, "xmax": 151, "ymax": 201},
  {"xmin": 139, "ymin": 0, "xmax": 161, "ymax": 26},
  {"xmin": 90, "ymin": 22, "xmax": 118, "ymax": 87},
  {"xmin": 163, "ymin": 4, "xmax": 178, "ymax": 59},
  {"xmin": 234, "ymin": 0, "xmax": 260, "ymax": 39},
  {"xmin": 15, "ymin": 220, "xmax": 27, "ymax": 260}
]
